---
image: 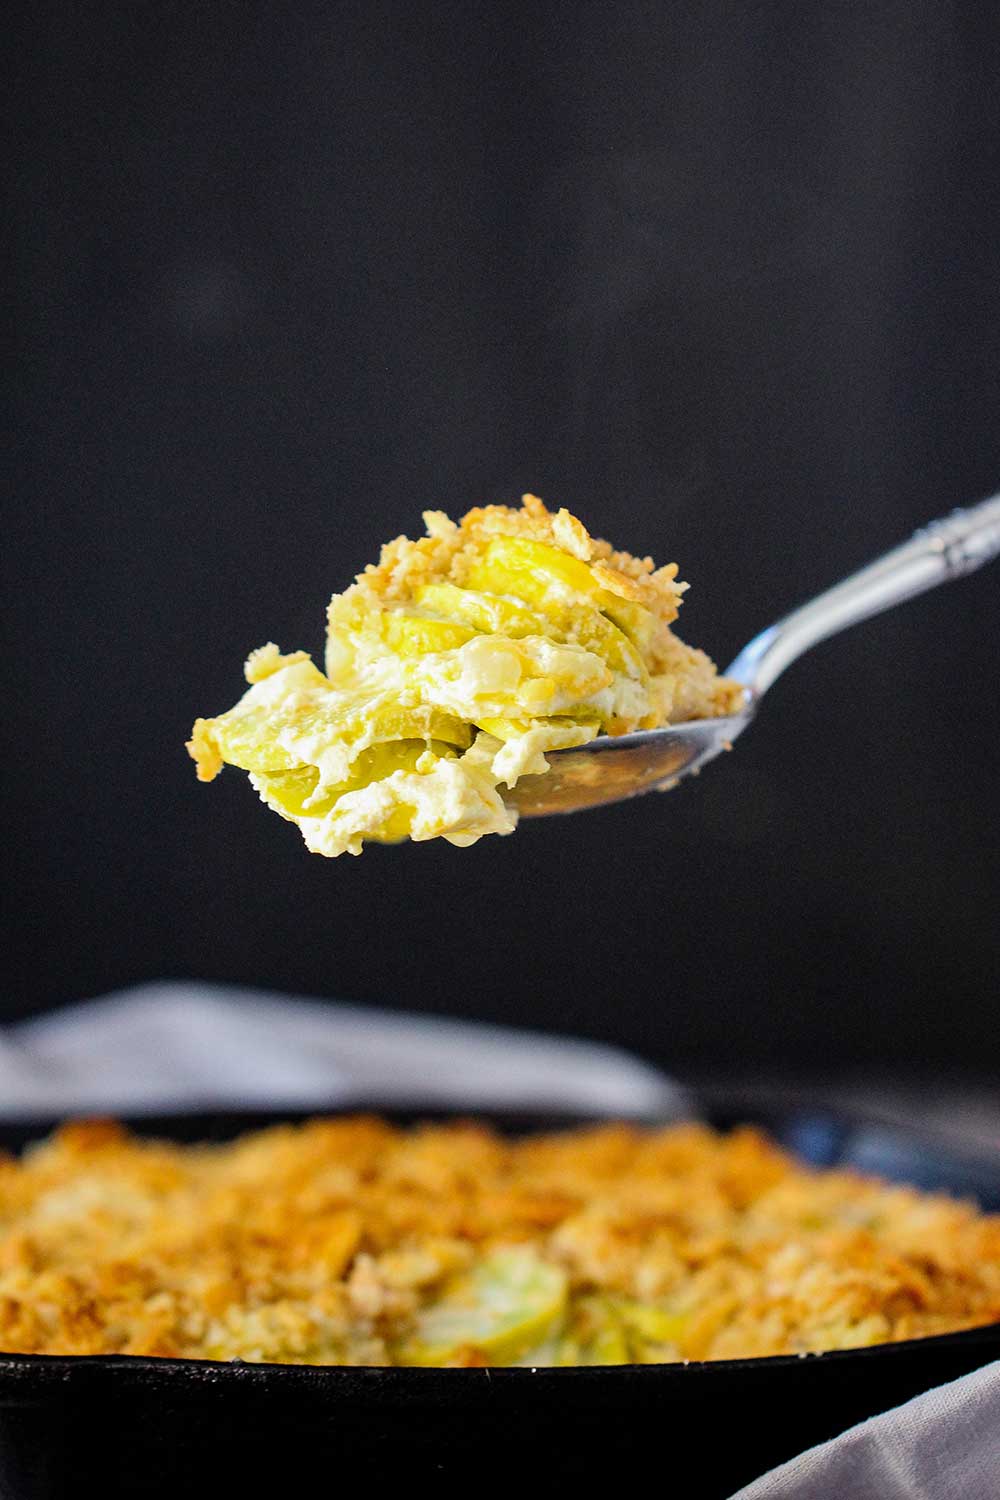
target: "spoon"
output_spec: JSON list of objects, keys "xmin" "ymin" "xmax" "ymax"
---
[{"xmin": 507, "ymin": 493, "xmax": 1000, "ymax": 816}]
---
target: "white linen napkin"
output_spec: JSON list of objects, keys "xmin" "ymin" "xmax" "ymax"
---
[
  {"xmin": 0, "ymin": 980, "xmax": 686, "ymax": 1118},
  {"xmin": 0, "ymin": 979, "xmax": 994, "ymax": 1499},
  {"xmin": 732, "ymin": 1359, "xmax": 1000, "ymax": 1498}
]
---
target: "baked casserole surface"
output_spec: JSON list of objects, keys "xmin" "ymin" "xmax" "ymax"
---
[{"xmin": 0, "ymin": 1117, "xmax": 997, "ymax": 1367}]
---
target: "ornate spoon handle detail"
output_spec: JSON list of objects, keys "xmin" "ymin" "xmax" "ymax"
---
[{"xmin": 727, "ymin": 493, "xmax": 1000, "ymax": 698}]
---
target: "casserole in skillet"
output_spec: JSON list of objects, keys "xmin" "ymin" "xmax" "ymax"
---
[{"xmin": 0, "ymin": 1098, "xmax": 998, "ymax": 1498}]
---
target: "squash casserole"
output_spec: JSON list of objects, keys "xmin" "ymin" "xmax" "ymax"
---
[
  {"xmin": 187, "ymin": 496, "xmax": 741, "ymax": 855},
  {"xmin": 1, "ymin": 1117, "xmax": 998, "ymax": 1366}
]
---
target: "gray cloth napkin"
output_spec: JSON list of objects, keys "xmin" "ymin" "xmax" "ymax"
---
[{"xmin": 0, "ymin": 980, "xmax": 994, "ymax": 1499}]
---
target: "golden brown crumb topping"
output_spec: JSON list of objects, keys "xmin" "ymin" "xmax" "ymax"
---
[
  {"xmin": 1, "ymin": 1117, "xmax": 995, "ymax": 1366},
  {"xmin": 352, "ymin": 494, "xmax": 686, "ymax": 613}
]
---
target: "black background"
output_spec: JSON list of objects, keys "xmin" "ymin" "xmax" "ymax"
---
[{"xmin": 6, "ymin": 2, "xmax": 999, "ymax": 1075}]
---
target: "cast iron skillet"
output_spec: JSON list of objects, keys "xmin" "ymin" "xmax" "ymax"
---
[{"xmin": 0, "ymin": 1095, "xmax": 998, "ymax": 1500}]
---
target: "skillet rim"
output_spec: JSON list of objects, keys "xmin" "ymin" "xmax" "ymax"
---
[{"xmin": 0, "ymin": 1314, "xmax": 999, "ymax": 1384}]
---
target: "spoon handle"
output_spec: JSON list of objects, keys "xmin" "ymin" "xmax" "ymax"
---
[{"xmin": 726, "ymin": 492, "xmax": 1000, "ymax": 698}]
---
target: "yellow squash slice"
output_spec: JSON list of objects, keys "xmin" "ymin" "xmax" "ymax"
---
[{"xmin": 399, "ymin": 1249, "xmax": 568, "ymax": 1366}]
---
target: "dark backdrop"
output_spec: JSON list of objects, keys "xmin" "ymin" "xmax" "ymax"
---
[{"xmin": 6, "ymin": 2, "xmax": 999, "ymax": 1074}]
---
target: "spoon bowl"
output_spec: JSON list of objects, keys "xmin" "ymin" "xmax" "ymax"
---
[
  {"xmin": 509, "ymin": 493, "xmax": 1000, "ymax": 818},
  {"xmin": 507, "ymin": 703, "xmax": 753, "ymax": 815}
]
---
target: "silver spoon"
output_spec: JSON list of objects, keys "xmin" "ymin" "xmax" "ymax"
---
[{"xmin": 508, "ymin": 493, "xmax": 1000, "ymax": 816}]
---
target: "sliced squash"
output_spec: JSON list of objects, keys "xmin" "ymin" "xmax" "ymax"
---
[{"xmin": 398, "ymin": 1249, "xmax": 568, "ymax": 1366}]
